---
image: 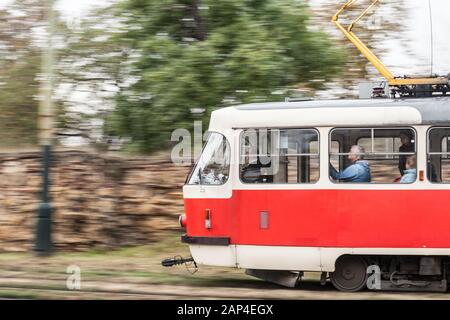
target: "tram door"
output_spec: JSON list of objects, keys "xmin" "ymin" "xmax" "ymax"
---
[
  {"xmin": 237, "ymin": 129, "xmax": 271, "ymax": 244},
  {"xmin": 238, "ymin": 128, "xmax": 320, "ymax": 245},
  {"xmin": 266, "ymin": 129, "xmax": 321, "ymax": 246}
]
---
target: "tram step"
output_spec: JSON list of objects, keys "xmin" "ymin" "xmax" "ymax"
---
[{"xmin": 245, "ymin": 269, "xmax": 301, "ymax": 288}]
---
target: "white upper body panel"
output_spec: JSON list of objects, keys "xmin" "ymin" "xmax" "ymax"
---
[
  {"xmin": 208, "ymin": 97, "xmax": 450, "ymax": 132},
  {"xmin": 209, "ymin": 106, "xmax": 421, "ymax": 131}
]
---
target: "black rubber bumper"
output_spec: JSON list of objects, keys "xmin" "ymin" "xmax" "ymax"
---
[{"xmin": 181, "ymin": 235, "xmax": 230, "ymax": 246}]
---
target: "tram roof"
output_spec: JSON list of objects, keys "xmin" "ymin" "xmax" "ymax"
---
[{"xmin": 209, "ymin": 96, "xmax": 450, "ymax": 131}]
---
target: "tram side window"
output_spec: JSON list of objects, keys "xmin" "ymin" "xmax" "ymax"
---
[
  {"xmin": 329, "ymin": 128, "xmax": 416, "ymax": 183},
  {"xmin": 187, "ymin": 132, "xmax": 230, "ymax": 185},
  {"xmin": 427, "ymin": 127, "xmax": 450, "ymax": 183},
  {"xmin": 240, "ymin": 128, "xmax": 319, "ymax": 184}
]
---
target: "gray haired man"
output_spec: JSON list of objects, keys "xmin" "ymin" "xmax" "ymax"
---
[{"xmin": 330, "ymin": 145, "xmax": 371, "ymax": 182}]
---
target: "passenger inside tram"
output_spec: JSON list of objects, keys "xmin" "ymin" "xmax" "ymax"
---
[
  {"xmin": 189, "ymin": 165, "xmax": 228, "ymax": 185},
  {"xmin": 428, "ymin": 161, "xmax": 438, "ymax": 182},
  {"xmin": 398, "ymin": 131, "xmax": 415, "ymax": 176},
  {"xmin": 400, "ymin": 155, "xmax": 417, "ymax": 183},
  {"xmin": 329, "ymin": 145, "xmax": 371, "ymax": 182}
]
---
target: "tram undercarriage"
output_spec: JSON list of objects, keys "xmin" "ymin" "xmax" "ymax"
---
[{"xmin": 247, "ymin": 255, "xmax": 450, "ymax": 293}]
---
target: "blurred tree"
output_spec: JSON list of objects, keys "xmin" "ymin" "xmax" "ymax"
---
[
  {"xmin": 0, "ymin": 1, "xmax": 45, "ymax": 147},
  {"xmin": 103, "ymin": 0, "xmax": 345, "ymax": 153},
  {"xmin": 0, "ymin": 52, "xmax": 40, "ymax": 147},
  {"xmin": 56, "ymin": 5, "xmax": 128, "ymax": 148}
]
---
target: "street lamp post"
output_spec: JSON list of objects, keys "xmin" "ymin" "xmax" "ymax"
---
[{"xmin": 35, "ymin": 0, "xmax": 55, "ymax": 255}]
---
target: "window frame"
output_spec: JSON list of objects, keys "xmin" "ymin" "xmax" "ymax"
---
[
  {"xmin": 426, "ymin": 126, "xmax": 450, "ymax": 184},
  {"xmin": 185, "ymin": 131, "xmax": 231, "ymax": 186},
  {"xmin": 238, "ymin": 127, "xmax": 320, "ymax": 185},
  {"xmin": 328, "ymin": 126, "xmax": 418, "ymax": 184}
]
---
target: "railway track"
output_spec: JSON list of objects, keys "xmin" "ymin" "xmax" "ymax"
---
[
  {"xmin": 0, "ymin": 276, "xmax": 292, "ymax": 300},
  {"xmin": 0, "ymin": 275, "xmax": 449, "ymax": 300},
  {"xmin": 0, "ymin": 283, "xmax": 275, "ymax": 300},
  {"xmin": 0, "ymin": 285, "xmax": 229, "ymax": 300}
]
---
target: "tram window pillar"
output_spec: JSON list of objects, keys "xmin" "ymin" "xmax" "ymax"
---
[
  {"xmin": 427, "ymin": 130, "xmax": 443, "ymax": 182},
  {"xmin": 273, "ymin": 150, "xmax": 288, "ymax": 183},
  {"xmin": 298, "ymin": 140, "xmax": 310, "ymax": 183}
]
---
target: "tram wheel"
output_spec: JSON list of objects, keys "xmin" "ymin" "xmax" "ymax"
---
[{"xmin": 330, "ymin": 255, "xmax": 368, "ymax": 292}]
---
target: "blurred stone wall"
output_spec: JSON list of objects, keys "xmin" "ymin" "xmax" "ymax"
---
[{"xmin": 0, "ymin": 149, "xmax": 190, "ymax": 252}]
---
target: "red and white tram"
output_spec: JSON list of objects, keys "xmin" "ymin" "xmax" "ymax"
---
[{"xmin": 180, "ymin": 96, "xmax": 450, "ymax": 292}]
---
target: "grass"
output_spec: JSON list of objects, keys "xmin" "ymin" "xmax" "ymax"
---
[
  {"xmin": 0, "ymin": 233, "xmax": 270, "ymax": 299},
  {"xmin": 0, "ymin": 289, "xmax": 38, "ymax": 299},
  {"xmin": 0, "ymin": 232, "xmax": 254, "ymax": 290},
  {"xmin": 57, "ymin": 232, "xmax": 189, "ymax": 258}
]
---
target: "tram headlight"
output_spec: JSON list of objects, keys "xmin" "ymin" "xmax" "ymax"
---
[{"xmin": 179, "ymin": 214, "xmax": 187, "ymax": 229}]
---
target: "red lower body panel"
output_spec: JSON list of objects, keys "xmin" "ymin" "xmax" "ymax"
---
[{"xmin": 184, "ymin": 189, "xmax": 450, "ymax": 248}]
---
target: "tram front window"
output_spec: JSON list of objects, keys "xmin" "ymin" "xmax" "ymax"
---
[{"xmin": 187, "ymin": 132, "xmax": 230, "ymax": 185}]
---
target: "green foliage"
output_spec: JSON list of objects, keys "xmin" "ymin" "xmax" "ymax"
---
[
  {"xmin": 0, "ymin": 52, "xmax": 40, "ymax": 147},
  {"xmin": 107, "ymin": 0, "xmax": 345, "ymax": 153},
  {"xmin": 0, "ymin": 1, "xmax": 45, "ymax": 148}
]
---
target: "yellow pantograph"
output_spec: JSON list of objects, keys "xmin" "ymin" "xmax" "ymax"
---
[{"xmin": 332, "ymin": 0, "xmax": 449, "ymax": 86}]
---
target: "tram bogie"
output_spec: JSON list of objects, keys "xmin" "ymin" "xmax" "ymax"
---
[{"xmin": 330, "ymin": 255, "xmax": 449, "ymax": 292}]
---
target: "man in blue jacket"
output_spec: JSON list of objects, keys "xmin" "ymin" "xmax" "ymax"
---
[{"xmin": 330, "ymin": 145, "xmax": 371, "ymax": 182}]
